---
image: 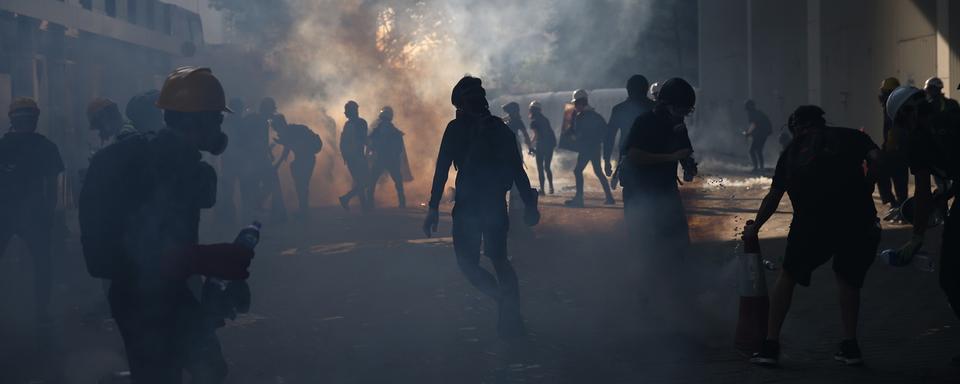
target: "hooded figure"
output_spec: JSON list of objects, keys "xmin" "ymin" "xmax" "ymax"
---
[{"xmin": 423, "ymin": 76, "xmax": 540, "ymax": 339}]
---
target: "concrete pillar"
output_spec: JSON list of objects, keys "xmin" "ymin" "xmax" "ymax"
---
[
  {"xmin": 747, "ymin": 0, "xmax": 753, "ymax": 100},
  {"xmin": 936, "ymin": 0, "xmax": 952, "ymax": 97},
  {"xmin": 807, "ymin": 0, "xmax": 821, "ymax": 105}
]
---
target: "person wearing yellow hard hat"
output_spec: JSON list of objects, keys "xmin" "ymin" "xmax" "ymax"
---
[
  {"xmin": 874, "ymin": 77, "xmax": 910, "ymax": 221},
  {"xmin": 79, "ymin": 67, "xmax": 253, "ymax": 384},
  {"xmin": 0, "ymin": 97, "xmax": 64, "ymax": 326}
]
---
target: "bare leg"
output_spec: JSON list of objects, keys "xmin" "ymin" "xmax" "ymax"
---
[
  {"xmin": 836, "ymin": 274, "xmax": 860, "ymax": 340},
  {"xmin": 766, "ymin": 270, "xmax": 796, "ymax": 341}
]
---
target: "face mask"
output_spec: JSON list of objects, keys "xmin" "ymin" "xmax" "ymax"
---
[{"xmin": 202, "ymin": 131, "xmax": 229, "ymax": 155}]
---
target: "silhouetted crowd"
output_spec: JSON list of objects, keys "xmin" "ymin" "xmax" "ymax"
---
[{"xmin": 2, "ymin": 64, "xmax": 960, "ymax": 382}]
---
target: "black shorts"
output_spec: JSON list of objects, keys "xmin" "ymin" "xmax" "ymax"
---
[{"xmin": 783, "ymin": 220, "xmax": 880, "ymax": 288}]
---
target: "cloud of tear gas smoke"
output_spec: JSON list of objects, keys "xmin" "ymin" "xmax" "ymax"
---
[{"xmin": 213, "ymin": 0, "xmax": 658, "ymax": 206}]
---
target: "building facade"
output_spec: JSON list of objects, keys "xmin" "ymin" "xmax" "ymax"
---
[
  {"xmin": 699, "ymin": 0, "xmax": 960, "ymax": 146},
  {"xmin": 0, "ymin": 0, "xmax": 204, "ymax": 202}
]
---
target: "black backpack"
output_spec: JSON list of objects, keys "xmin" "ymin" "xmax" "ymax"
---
[
  {"xmin": 291, "ymin": 124, "xmax": 323, "ymax": 154},
  {"xmin": 459, "ymin": 116, "xmax": 516, "ymax": 195},
  {"xmin": 78, "ymin": 134, "xmax": 151, "ymax": 279}
]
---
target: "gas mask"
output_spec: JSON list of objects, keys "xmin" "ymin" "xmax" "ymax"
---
[
  {"xmin": 198, "ymin": 113, "xmax": 230, "ymax": 156},
  {"xmin": 201, "ymin": 131, "xmax": 229, "ymax": 155}
]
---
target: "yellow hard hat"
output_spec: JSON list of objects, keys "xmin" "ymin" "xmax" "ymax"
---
[
  {"xmin": 8, "ymin": 97, "xmax": 39, "ymax": 117},
  {"xmin": 156, "ymin": 67, "xmax": 231, "ymax": 113},
  {"xmin": 880, "ymin": 77, "xmax": 901, "ymax": 93},
  {"xmin": 86, "ymin": 98, "xmax": 118, "ymax": 121}
]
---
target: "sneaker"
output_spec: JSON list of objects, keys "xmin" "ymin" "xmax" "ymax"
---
[
  {"xmin": 883, "ymin": 207, "xmax": 901, "ymax": 222},
  {"xmin": 339, "ymin": 195, "xmax": 350, "ymax": 211},
  {"xmin": 834, "ymin": 339, "xmax": 864, "ymax": 366},
  {"xmin": 563, "ymin": 198, "xmax": 584, "ymax": 208},
  {"xmin": 604, "ymin": 197, "xmax": 616, "ymax": 205},
  {"xmin": 549, "ymin": 186, "xmax": 555, "ymax": 195},
  {"xmin": 749, "ymin": 340, "xmax": 780, "ymax": 366},
  {"xmin": 539, "ymin": 189, "xmax": 546, "ymax": 197}
]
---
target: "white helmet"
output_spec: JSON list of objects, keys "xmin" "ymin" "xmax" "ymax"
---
[
  {"xmin": 885, "ymin": 86, "xmax": 923, "ymax": 121},
  {"xmin": 648, "ymin": 82, "xmax": 661, "ymax": 101},
  {"xmin": 528, "ymin": 100, "xmax": 542, "ymax": 110},
  {"xmin": 571, "ymin": 89, "xmax": 588, "ymax": 103}
]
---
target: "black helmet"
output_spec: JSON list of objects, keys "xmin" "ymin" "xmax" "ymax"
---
[
  {"xmin": 744, "ymin": 99, "xmax": 756, "ymax": 110},
  {"xmin": 657, "ymin": 78, "xmax": 696, "ymax": 108},
  {"xmin": 501, "ymin": 101, "xmax": 520, "ymax": 114},
  {"xmin": 451, "ymin": 76, "xmax": 486, "ymax": 109},
  {"xmin": 626, "ymin": 75, "xmax": 650, "ymax": 99},
  {"xmin": 787, "ymin": 105, "xmax": 826, "ymax": 134},
  {"xmin": 125, "ymin": 90, "xmax": 161, "ymax": 123}
]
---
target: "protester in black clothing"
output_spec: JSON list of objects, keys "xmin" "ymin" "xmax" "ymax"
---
[
  {"xmin": 528, "ymin": 100, "xmax": 556, "ymax": 195},
  {"xmin": 367, "ymin": 106, "xmax": 408, "ymax": 209},
  {"xmin": 501, "ymin": 102, "xmax": 532, "ymax": 152},
  {"xmin": 274, "ymin": 123, "xmax": 322, "ymax": 218},
  {"xmin": 564, "ymin": 89, "xmax": 615, "ymax": 207},
  {"xmin": 886, "ymin": 85, "xmax": 960, "ymax": 364},
  {"xmin": 608, "ymin": 75, "xmax": 655, "ymax": 172},
  {"xmin": 620, "ymin": 78, "xmax": 695, "ymax": 252},
  {"xmin": 745, "ymin": 105, "xmax": 881, "ymax": 367},
  {"xmin": 875, "ymin": 78, "xmax": 910, "ymax": 220},
  {"xmin": 744, "ymin": 100, "xmax": 773, "ymax": 172},
  {"xmin": 423, "ymin": 76, "xmax": 540, "ymax": 339},
  {"xmin": 79, "ymin": 67, "xmax": 253, "ymax": 384},
  {"xmin": 924, "ymin": 77, "xmax": 960, "ymax": 113},
  {"xmin": 0, "ymin": 97, "xmax": 64, "ymax": 324},
  {"xmin": 338, "ymin": 100, "xmax": 370, "ymax": 211}
]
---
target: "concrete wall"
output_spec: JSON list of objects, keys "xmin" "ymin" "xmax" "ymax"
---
[{"xmin": 699, "ymin": 0, "xmax": 959, "ymax": 148}]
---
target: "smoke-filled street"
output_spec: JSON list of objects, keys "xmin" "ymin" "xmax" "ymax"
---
[
  {"xmin": 6, "ymin": 1, "xmax": 960, "ymax": 383},
  {"xmin": 2, "ymin": 167, "xmax": 957, "ymax": 383}
]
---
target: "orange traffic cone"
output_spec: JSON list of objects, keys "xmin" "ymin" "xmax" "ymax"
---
[{"xmin": 735, "ymin": 220, "xmax": 769, "ymax": 353}]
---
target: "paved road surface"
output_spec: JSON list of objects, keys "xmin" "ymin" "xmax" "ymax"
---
[{"xmin": 1, "ymin": 171, "xmax": 957, "ymax": 383}]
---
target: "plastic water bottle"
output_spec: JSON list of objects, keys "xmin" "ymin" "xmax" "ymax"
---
[
  {"xmin": 879, "ymin": 248, "xmax": 912, "ymax": 267},
  {"xmin": 234, "ymin": 221, "xmax": 262, "ymax": 250},
  {"xmin": 207, "ymin": 221, "xmax": 260, "ymax": 287},
  {"xmin": 878, "ymin": 248, "xmax": 934, "ymax": 271}
]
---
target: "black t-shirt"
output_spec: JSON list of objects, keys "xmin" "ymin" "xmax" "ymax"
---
[
  {"xmin": 621, "ymin": 108, "xmax": 692, "ymax": 193},
  {"xmin": 747, "ymin": 109, "xmax": 773, "ymax": 137},
  {"xmin": 0, "ymin": 131, "xmax": 64, "ymax": 208},
  {"xmin": 529, "ymin": 112, "xmax": 556, "ymax": 150},
  {"xmin": 572, "ymin": 109, "xmax": 608, "ymax": 155},
  {"xmin": 908, "ymin": 104, "xmax": 960, "ymax": 180},
  {"xmin": 772, "ymin": 127, "xmax": 878, "ymax": 226},
  {"xmin": 610, "ymin": 97, "xmax": 654, "ymax": 154},
  {"xmin": 369, "ymin": 122, "xmax": 404, "ymax": 162},
  {"xmin": 340, "ymin": 117, "xmax": 368, "ymax": 161}
]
